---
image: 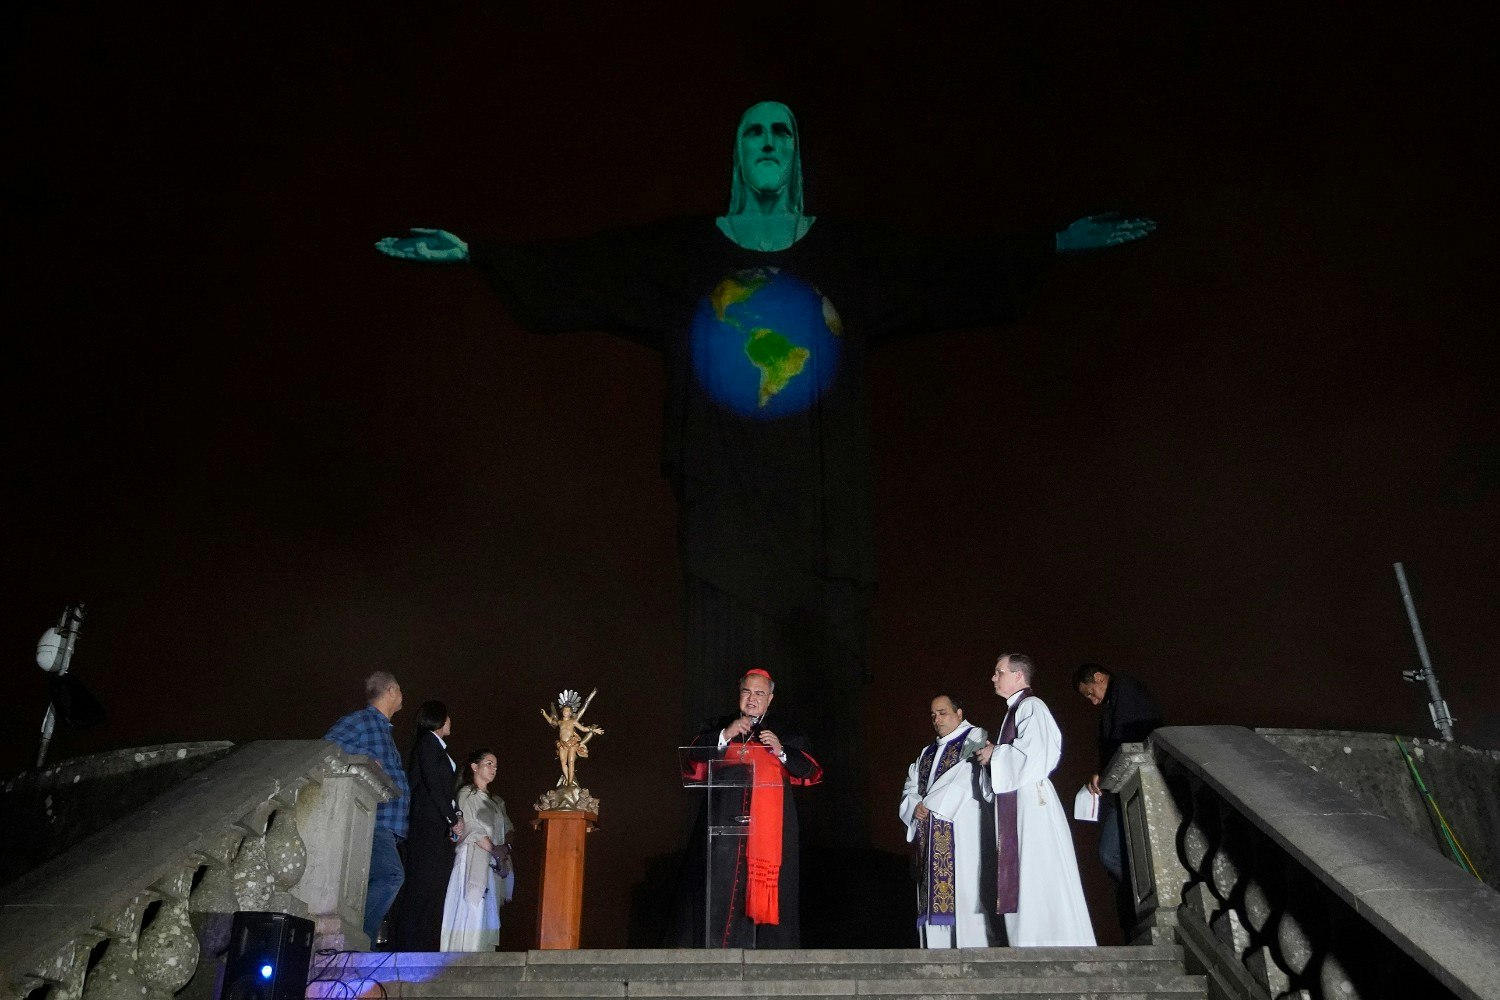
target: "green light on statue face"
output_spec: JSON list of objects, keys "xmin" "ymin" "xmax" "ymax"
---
[
  {"xmin": 720, "ymin": 101, "xmax": 811, "ymax": 252},
  {"xmin": 738, "ymin": 102, "xmax": 796, "ymax": 196}
]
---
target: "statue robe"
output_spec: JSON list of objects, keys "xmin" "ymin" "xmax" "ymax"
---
[{"xmin": 468, "ymin": 219, "xmax": 1053, "ymax": 840}]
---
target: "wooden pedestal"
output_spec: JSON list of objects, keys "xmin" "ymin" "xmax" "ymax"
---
[{"xmin": 532, "ymin": 809, "xmax": 598, "ymax": 949}]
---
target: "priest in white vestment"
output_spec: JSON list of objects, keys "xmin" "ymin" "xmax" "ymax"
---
[
  {"xmin": 900, "ymin": 694, "xmax": 992, "ymax": 947},
  {"xmin": 975, "ymin": 654, "xmax": 1096, "ymax": 947}
]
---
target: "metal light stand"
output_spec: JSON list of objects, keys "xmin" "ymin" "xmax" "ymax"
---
[
  {"xmin": 36, "ymin": 603, "xmax": 87, "ymax": 767},
  {"xmin": 1393, "ymin": 563, "xmax": 1455, "ymax": 742}
]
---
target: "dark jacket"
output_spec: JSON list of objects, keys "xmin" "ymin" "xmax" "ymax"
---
[{"xmin": 1097, "ymin": 673, "xmax": 1163, "ymax": 775}]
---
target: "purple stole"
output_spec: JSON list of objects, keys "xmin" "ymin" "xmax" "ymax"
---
[
  {"xmin": 914, "ymin": 729, "xmax": 968, "ymax": 928},
  {"xmin": 994, "ymin": 689, "xmax": 1034, "ymax": 915}
]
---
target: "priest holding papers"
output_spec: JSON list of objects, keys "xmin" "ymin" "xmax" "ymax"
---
[
  {"xmin": 975, "ymin": 654, "xmax": 1096, "ymax": 946},
  {"xmin": 900, "ymin": 695, "xmax": 992, "ymax": 948}
]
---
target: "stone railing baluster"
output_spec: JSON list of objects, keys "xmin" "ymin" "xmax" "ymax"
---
[
  {"xmin": 264, "ymin": 797, "xmax": 308, "ymax": 916},
  {"xmin": 1238, "ymin": 830, "xmax": 1294, "ymax": 999},
  {"xmin": 81, "ymin": 892, "xmax": 157, "ymax": 1000},
  {"xmin": 1209, "ymin": 803, "xmax": 1254, "ymax": 965},
  {"xmin": 188, "ymin": 830, "xmax": 246, "ymax": 964},
  {"xmin": 1, "ymin": 743, "xmax": 397, "ymax": 1000},
  {"xmin": 1111, "ymin": 727, "xmax": 1500, "ymax": 1000},
  {"xmin": 1272, "ymin": 865, "xmax": 1321, "ymax": 999},
  {"xmin": 138, "ymin": 870, "xmax": 200, "ymax": 1000}
]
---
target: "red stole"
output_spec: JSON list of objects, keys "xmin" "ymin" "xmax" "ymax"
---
[
  {"xmin": 743, "ymin": 741, "xmax": 784, "ymax": 925},
  {"xmin": 994, "ymin": 688, "xmax": 1033, "ymax": 915}
]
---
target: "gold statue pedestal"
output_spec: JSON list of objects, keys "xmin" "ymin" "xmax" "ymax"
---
[{"xmin": 532, "ymin": 802, "xmax": 598, "ymax": 949}]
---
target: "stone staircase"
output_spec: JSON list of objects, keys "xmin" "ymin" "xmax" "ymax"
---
[{"xmin": 305, "ymin": 947, "xmax": 1207, "ymax": 1000}]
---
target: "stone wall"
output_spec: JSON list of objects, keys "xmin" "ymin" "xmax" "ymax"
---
[
  {"xmin": 1256, "ymin": 729, "xmax": 1499, "ymax": 883},
  {"xmin": 0, "ymin": 742, "xmax": 236, "ymax": 888}
]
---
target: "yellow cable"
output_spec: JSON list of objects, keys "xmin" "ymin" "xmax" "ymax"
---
[{"xmin": 1431, "ymin": 802, "xmax": 1483, "ymax": 881}]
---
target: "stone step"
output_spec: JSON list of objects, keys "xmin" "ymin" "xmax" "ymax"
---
[
  {"xmin": 312, "ymin": 947, "xmax": 1188, "ymax": 984},
  {"xmin": 311, "ymin": 976, "xmax": 1205, "ymax": 1000},
  {"xmin": 305, "ymin": 948, "xmax": 1205, "ymax": 1000}
]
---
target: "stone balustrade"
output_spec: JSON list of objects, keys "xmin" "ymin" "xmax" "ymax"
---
[
  {"xmin": 1106, "ymin": 726, "xmax": 1500, "ymax": 1000},
  {"xmin": 0, "ymin": 742, "xmax": 397, "ymax": 1000}
]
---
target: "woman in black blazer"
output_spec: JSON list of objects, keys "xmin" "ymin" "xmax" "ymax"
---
[{"xmin": 392, "ymin": 700, "xmax": 462, "ymax": 950}]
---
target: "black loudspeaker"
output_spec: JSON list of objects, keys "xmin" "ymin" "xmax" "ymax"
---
[{"xmin": 220, "ymin": 911, "xmax": 315, "ymax": 1000}]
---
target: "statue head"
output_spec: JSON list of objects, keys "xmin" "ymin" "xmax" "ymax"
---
[{"xmin": 727, "ymin": 101, "xmax": 803, "ymax": 215}]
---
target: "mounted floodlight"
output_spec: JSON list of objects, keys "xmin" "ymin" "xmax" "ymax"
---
[
  {"xmin": 37, "ymin": 626, "xmax": 65, "ymax": 672},
  {"xmin": 36, "ymin": 604, "xmax": 99, "ymax": 767}
]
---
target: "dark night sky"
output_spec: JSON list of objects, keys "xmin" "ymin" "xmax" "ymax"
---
[{"xmin": 3, "ymin": 2, "xmax": 1496, "ymax": 947}]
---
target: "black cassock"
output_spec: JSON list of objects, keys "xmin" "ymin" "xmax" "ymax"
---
[
  {"xmin": 668, "ymin": 714, "xmax": 823, "ymax": 948},
  {"xmin": 468, "ymin": 219, "xmax": 1052, "ymax": 843}
]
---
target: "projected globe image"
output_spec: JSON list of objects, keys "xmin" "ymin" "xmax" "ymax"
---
[{"xmin": 690, "ymin": 267, "xmax": 843, "ymax": 419}]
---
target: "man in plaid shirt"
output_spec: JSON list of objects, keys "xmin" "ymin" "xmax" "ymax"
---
[{"xmin": 324, "ymin": 671, "xmax": 410, "ymax": 946}]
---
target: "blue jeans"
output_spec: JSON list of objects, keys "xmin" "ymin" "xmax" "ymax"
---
[
  {"xmin": 1098, "ymin": 795, "xmax": 1125, "ymax": 884},
  {"xmin": 364, "ymin": 828, "xmax": 405, "ymax": 944}
]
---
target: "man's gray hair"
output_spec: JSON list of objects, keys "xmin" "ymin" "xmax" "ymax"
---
[
  {"xmin": 365, "ymin": 671, "xmax": 399, "ymax": 702},
  {"xmin": 998, "ymin": 653, "xmax": 1036, "ymax": 685}
]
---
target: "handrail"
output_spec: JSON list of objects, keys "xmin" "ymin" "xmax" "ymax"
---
[
  {"xmin": 1107, "ymin": 725, "xmax": 1500, "ymax": 1000},
  {"xmin": 0, "ymin": 741, "xmax": 396, "ymax": 1000}
]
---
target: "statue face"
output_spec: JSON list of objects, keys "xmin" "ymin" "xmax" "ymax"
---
[{"xmin": 737, "ymin": 101, "xmax": 797, "ymax": 197}]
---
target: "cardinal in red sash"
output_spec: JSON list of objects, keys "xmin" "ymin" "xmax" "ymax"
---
[{"xmin": 671, "ymin": 668, "xmax": 823, "ymax": 948}]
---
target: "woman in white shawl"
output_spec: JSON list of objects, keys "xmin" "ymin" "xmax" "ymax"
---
[{"xmin": 440, "ymin": 748, "xmax": 514, "ymax": 950}]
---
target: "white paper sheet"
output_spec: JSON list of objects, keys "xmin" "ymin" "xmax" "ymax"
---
[{"xmin": 1073, "ymin": 785, "xmax": 1100, "ymax": 822}]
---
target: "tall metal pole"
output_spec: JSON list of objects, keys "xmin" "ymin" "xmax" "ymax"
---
[{"xmin": 1393, "ymin": 562, "xmax": 1455, "ymax": 742}]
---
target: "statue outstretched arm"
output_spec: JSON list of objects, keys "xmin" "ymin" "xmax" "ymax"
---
[
  {"xmin": 375, "ymin": 227, "xmax": 471, "ymax": 262},
  {"xmin": 1053, "ymin": 213, "xmax": 1157, "ymax": 254}
]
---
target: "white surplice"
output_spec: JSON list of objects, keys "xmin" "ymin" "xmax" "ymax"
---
[
  {"xmin": 986, "ymin": 690, "xmax": 1096, "ymax": 946},
  {"xmin": 440, "ymin": 786, "xmax": 515, "ymax": 951},
  {"xmin": 900, "ymin": 722, "xmax": 992, "ymax": 948}
]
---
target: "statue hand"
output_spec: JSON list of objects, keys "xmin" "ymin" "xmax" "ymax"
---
[
  {"xmin": 374, "ymin": 227, "xmax": 470, "ymax": 262},
  {"xmin": 1054, "ymin": 212, "xmax": 1156, "ymax": 254}
]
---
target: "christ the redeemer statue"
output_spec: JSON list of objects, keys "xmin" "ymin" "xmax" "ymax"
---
[{"xmin": 376, "ymin": 101, "xmax": 1154, "ymax": 845}]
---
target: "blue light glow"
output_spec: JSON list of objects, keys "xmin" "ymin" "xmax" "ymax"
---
[{"xmin": 259, "ymin": 965, "xmax": 273, "ymax": 980}]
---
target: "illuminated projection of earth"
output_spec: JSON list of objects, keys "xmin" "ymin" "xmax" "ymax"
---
[{"xmin": 690, "ymin": 267, "xmax": 843, "ymax": 419}]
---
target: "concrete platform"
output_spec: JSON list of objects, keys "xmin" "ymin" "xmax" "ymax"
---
[{"xmin": 305, "ymin": 947, "xmax": 1205, "ymax": 1000}]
